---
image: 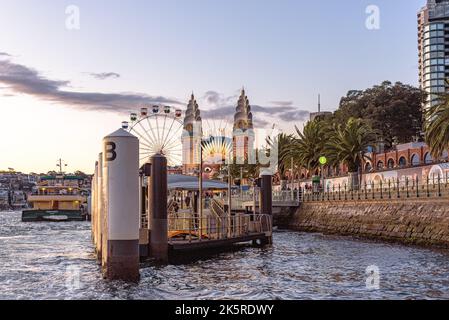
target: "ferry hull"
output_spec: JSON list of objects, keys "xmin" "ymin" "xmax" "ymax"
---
[{"xmin": 21, "ymin": 210, "xmax": 85, "ymax": 222}]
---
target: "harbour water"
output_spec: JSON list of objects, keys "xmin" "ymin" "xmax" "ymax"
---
[{"xmin": 1, "ymin": 211, "xmax": 449, "ymax": 300}]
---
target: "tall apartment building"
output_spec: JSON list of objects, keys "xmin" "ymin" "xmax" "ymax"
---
[
  {"xmin": 418, "ymin": 0, "xmax": 449, "ymax": 108},
  {"xmin": 418, "ymin": 0, "xmax": 449, "ymax": 109}
]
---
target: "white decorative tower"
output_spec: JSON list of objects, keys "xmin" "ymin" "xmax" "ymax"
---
[
  {"xmin": 182, "ymin": 94, "xmax": 202, "ymax": 175},
  {"xmin": 233, "ymin": 88, "xmax": 255, "ymax": 164}
]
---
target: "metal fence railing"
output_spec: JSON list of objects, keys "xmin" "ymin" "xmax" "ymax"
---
[
  {"xmin": 239, "ymin": 190, "xmax": 300, "ymax": 204},
  {"xmin": 272, "ymin": 190, "xmax": 300, "ymax": 203},
  {"xmin": 301, "ymin": 176, "xmax": 449, "ymax": 202},
  {"xmin": 167, "ymin": 213, "xmax": 272, "ymax": 243}
]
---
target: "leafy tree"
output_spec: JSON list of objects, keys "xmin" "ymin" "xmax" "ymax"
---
[
  {"xmin": 334, "ymin": 81, "xmax": 425, "ymax": 148},
  {"xmin": 74, "ymin": 170, "xmax": 88, "ymax": 178}
]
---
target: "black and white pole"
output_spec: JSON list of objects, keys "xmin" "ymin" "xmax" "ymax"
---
[
  {"xmin": 102, "ymin": 129, "xmax": 140, "ymax": 281},
  {"xmin": 149, "ymin": 154, "xmax": 168, "ymax": 263}
]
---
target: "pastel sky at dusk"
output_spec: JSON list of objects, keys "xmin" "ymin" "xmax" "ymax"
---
[{"xmin": 0, "ymin": 0, "xmax": 425, "ymax": 173}]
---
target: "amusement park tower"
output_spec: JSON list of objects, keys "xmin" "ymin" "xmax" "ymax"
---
[
  {"xmin": 182, "ymin": 94, "xmax": 202, "ymax": 175},
  {"xmin": 233, "ymin": 89, "xmax": 255, "ymax": 163}
]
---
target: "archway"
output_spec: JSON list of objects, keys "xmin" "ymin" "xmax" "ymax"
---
[
  {"xmin": 398, "ymin": 157, "xmax": 407, "ymax": 168},
  {"xmin": 365, "ymin": 162, "xmax": 372, "ymax": 172},
  {"xmin": 377, "ymin": 161, "xmax": 384, "ymax": 170},
  {"xmin": 424, "ymin": 152, "xmax": 433, "ymax": 165},
  {"xmin": 411, "ymin": 154, "xmax": 420, "ymax": 166},
  {"xmin": 387, "ymin": 159, "xmax": 395, "ymax": 169}
]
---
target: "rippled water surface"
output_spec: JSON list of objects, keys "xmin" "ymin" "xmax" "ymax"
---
[{"xmin": 1, "ymin": 211, "xmax": 449, "ymax": 300}]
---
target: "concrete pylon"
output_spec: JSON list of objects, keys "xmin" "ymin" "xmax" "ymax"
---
[
  {"xmin": 102, "ymin": 128, "xmax": 140, "ymax": 281},
  {"xmin": 149, "ymin": 154, "xmax": 168, "ymax": 263}
]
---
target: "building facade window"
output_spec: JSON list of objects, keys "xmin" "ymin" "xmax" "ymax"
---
[
  {"xmin": 411, "ymin": 154, "xmax": 420, "ymax": 166},
  {"xmin": 377, "ymin": 161, "xmax": 384, "ymax": 170},
  {"xmin": 365, "ymin": 162, "xmax": 372, "ymax": 172},
  {"xmin": 424, "ymin": 152, "xmax": 433, "ymax": 164},
  {"xmin": 399, "ymin": 157, "xmax": 407, "ymax": 168},
  {"xmin": 387, "ymin": 159, "xmax": 395, "ymax": 169}
]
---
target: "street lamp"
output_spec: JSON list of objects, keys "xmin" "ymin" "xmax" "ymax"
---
[{"xmin": 319, "ymin": 156, "xmax": 327, "ymax": 193}]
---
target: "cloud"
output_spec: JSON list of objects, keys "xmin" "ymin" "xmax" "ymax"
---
[
  {"xmin": 0, "ymin": 59, "xmax": 180, "ymax": 113},
  {"xmin": 200, "ymin": 92, "xmax": 310, "ymax": 128},
  {"xmin": 202, "ymin": 104, "xmax": 309, "ymax": 121},
  {"xmin": 88, "ymin": 72, "xmax": 120, "ymax": 80},
  {"xmin": 0, "ymin": 52, "xmax": 11, "ymax": 57},
  {"xmin": 277, "ymin": 110, "xmax": 310, "ymax": 122},
  {"xmin": 203, "ymin": 90, "xmax": 221, "ymax": 105},
  {"xmin": 270, "ymin": 101, "xmax": 293, "ymax": 107},
  {"xmin": 203, "ymin": 90, "xmax": 238, "ymax": 107}
]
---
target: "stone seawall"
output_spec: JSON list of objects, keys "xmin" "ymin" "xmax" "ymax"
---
[{"xmin": 285, "ymin": 199, "xmax": 449, "ymax": 248}]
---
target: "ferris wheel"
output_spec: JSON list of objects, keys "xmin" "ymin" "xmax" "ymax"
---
[{"xmin": 122, "ymin": 106, "xmax": 184, "ymax": 166}]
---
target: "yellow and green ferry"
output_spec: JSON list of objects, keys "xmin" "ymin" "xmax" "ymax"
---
[{"xmin": 22, "ymin": 175, "xmax": 88, "ymax": 222}]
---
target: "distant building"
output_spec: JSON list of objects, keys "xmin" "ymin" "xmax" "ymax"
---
[
  {"xmin": 289, "ymin": 142, "xmax": 449, "ymax": 184},
  {"xmin": 309, "ymin": 111, "xmax": 332, "ymax": 121},
  {"xmin": 418, "ymin": 0, "xmax": 449, "ymax": 109},
  {"xmin": 309, "ymin": 94, "xmax": 332, "ymax": 121},
  {"xmin": 181, "ymin": 89, "xmax": 256, "ymax": 181}
]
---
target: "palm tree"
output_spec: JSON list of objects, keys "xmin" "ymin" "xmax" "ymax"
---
[
  {"xmin": 425, "ymin": 85, "xmax": 449, "ymax": 159},
  {"xmin": 282, "ymin": 119, "xmax": 327, "ymax": 178},
  {"xmin": 267, "ymin": 133, "xmax": 295, "ymax": 188},
  {"xmin": 325, "ymin": 118, "xmax": 377, "ymax": 189}
]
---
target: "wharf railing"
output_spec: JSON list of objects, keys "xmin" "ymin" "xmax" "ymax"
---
[
  {"xmin": 167, "ymin": 212, "xmax": 272, "ymax": 244},
  {"xmin": 240, "ymin": 190, "xmax": 300, "ymax": 204},
  {"xmin": 301, "ymin": 176, "xmax": 449, "ymax": 203}
]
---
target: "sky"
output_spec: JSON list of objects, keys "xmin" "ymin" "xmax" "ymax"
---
[{"xmin": 0, "ymin": 0, "xmax": 425, "ymax": 173}]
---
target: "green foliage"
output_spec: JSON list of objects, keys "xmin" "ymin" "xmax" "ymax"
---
[
  {"xmin": 267, "ymin": 133, "xmax": 295, "ymax": 179},
  {"xmin": 280, "ymin": 119, "xmax": 328, "ymax": 176},
  {"xmin": 276, "ymin": 117, "xmax": 377, "ymax": 178},
  {"xmin": 333, "ymin": 81, "xmax": 425, "ymax": 148},
  {"xmin": 325, "ymin": 118, "xmax": 377, "ymax": 172},
  {"xmin": 425, "ymin": 82, "xmax": 449, "ymax": 159},
  {"xmin": 74, "ymin": 170, "xmax": 88, "ymax": 178}
]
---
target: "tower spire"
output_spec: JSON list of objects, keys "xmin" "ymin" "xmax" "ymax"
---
[
  {"xmin": 233, "ymin": 88, "xmax": 253, "ymax": 131},
  {"xmin": 318, "ymin": 94, "xmax": 321, "ymax": 113},
  {"xmin": 184, "ymin": 93, "xmax": 201, "ymax": 132}
]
